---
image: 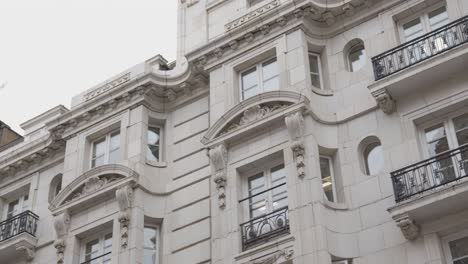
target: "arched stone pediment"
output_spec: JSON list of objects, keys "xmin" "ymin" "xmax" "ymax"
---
[
  {"xmin": 49, "ymin": 164, "xmax": 139, "ymax": 214},
  {"xmin": 202, "ymin": 91, "xmax": 309, "ymax": 145}
]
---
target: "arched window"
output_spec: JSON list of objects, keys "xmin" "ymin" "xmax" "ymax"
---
[
  {"xmin": 49, "ymin": 174, "xmax": 63, "ymax": 202},
  {"xmin": 359, "ymin": 137, "xmax": 384, "ymax": 175},
  {"xmin": 345, "ymin": 39, "xmax": 367, "ymax": 72}
]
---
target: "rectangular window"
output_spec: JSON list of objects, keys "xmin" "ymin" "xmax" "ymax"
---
[
  {"xmin": 143, "ymin": 226, "xmax": 159, "ymax": 264},
  {"xmin": 147, "ymin": 126, "xmax": 161, "ymax": 161},
  {"xmin": 82, "ymin": 232, "xmax": 112, "ymax": 264},
  {"xmin": 320, "ymin": 156, "xmax": 336, "ymax": 202},
  {"xmin": 449, "ymin": 236, "xmax": 468, "ymax": 263},
  {"xmin": 4, "ymin": 195, "xmax": 29, "ymax": 219},
  {"xmin": 246, "ymin": 164, "xmax": 287, "ymax": 219},
  {"xmin": 91, "ymin": 130, "xmax": 120, "ymax": 168},
  {"xmin": 308, "ymin": 53, "xmax": 322, "ymax": 89},
  {"xmin": 401, "ymin": 5, "xmax": 449, "ymax": 42},
  {"xmin": 240, "ymin": 57, "xmax": 279, "ymax": 101}
]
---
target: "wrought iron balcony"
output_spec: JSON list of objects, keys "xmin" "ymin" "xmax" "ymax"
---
[
  {"xmin": 372, "ymin": 15, "xmax": 468, "ymax": 81},
  {"xmin": 0, "ymin": 211, "xmax": 38, "ymax": 242},
  {"xmin": 239, "ymin": 206, "xmax": 289, "ymax": 250},
  {"xmin": 391, "ymin": 144, "xmax": 468, "ymax": 202}
]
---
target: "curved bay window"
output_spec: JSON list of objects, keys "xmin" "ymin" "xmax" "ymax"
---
[{"xmin": 239, "ymin": 164, "xmax": 289, "ymax": 250}]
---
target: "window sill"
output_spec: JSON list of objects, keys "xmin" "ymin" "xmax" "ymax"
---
[
  {"xmin": 323, "ymin": 199, "xmax": 349, "ymax": 211},
  {"xmin": 235, "ymin": 234, "xmax": 295, "ymax": 261},
  {"xmin": 312, "ymin": 87, "xmax": 333, "ymax": 96},
  {"xmin": 145, "ymin": 160, "xmax": 167, "ymax": 168}
]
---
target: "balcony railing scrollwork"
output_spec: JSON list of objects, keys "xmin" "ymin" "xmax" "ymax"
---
[
  {"xmin": 372, "ymin": 15, "xmax": 468, "ymax": 81},
  {"xmin": 391, "ymin": 144, "xmax": 468, "ymax": 202},
  {"xmin": 0, "ymin": 210, "xmax": 39, "ymax": 242}
]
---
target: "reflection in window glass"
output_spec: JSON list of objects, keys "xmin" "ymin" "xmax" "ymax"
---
[
  {"xmin": 320, "ymin": 157, "xmax": 334, "ymax": 202},
  {"xmin": 262, "ymin": 59, "xmax": 279, "ymax": 92},
  {"xmin": 108, "ymin": 132, "xmax": 120, "ymax": 164},
  {"xmin": 449, "ymin": 236, "xmax": 468, "ymax": 264},
  {"xmin": 92, "ymin": 138, "xmax": 106, "ymax": 168},
  {"xmin": 425, "ymin": 124, "xmax": 449, "ymax": 156},
  {"xmin": 248, "ymin": 173, "xmax": 267, "ymax": 219},
  {"xmin": 428, "ymin": 6, "xmax": 449, "ymax": 30},
  {"xmin": 144, "ymin": 227, "xmax": 158, "ymax": 264},
  {"xmin": 240, "ymin": 58, "xmax": 278, "ymax": 100},
  {"xmin": 147, "ymin": 127, "xmax": 161, "ymax": 161},
  {"xmin": 271, "ymin": 165, "xmax": 287, "ymax": 211},
  {"xmin": 348, "ymin": 45, "xmax": 367, "ymax": 72},
  {"xmin": 364, "ymin": 143, "xmax": 384, "ymax": 175}
]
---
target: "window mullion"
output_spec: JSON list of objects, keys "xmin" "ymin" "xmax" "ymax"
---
[{"xmin": 257, "ymin": 64, "xmax": 263, "ymax": 94}]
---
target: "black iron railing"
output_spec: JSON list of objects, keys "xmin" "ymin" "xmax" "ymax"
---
[
  {"xmin": 391, "ymin": 144, "xmax": 468, "ymax": 202},
  {"xmin": 0, "ymin": 210, "xmax": 39, "ymax": 242},
  {"xmin": 372, "ymin": 15, "xmax": 468, "ymax": 81},
  {"xmin": 239, "ymin": 206, "xmax": 289, "ymax": 250},
  {"xmin": 81, "ymin": 251, "xmax": 112, "ymax": 264}
]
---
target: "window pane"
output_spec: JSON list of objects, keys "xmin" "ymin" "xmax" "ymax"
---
[
  {"xmin": 85, "ymin": 239, "xmax": 100, "ymax": 261},
  {"xmin": 428, "ymin": 6, "xmax": 449, "ymax": 30},
  {"xmin": 147, "ymin": 127, "xmax": 161, "ymax": 161},
  {"xmin": 248, "ymin": 174, "xmax": 267, "ymax": 218},
  {"xmin": 109, "ymin": 149, "xmax": 120, "ymax": 164},
  {"xmin": 110, "ymin": 132, "xmax": 120, "ymax": 150},
  {"xmin": 425, "ymin": 124, "xmax": 450, "ymax": 156},
  {"xmin": 241, "ymin": 68, "xmax": 258, "ymax": 91},
  {"xmin": 311, "ymin": 73, "xmax": 321, "ymax": 89},
  {"xmin": 147, "ymin": 127, "xmax": 160, "ymax": 145},
  {"xmin": 243, "ymin": 86, "xmax": 259, "ymax": 100},
  {"xmin": 450, "ymin": 236, "xmax": 468, "ymax": 260},
  {"xmin": 262, "ymin": 58, "xmax": 278, "ymax": 81},
  {"xmin": 143, "ymin": 227, "xmax": 158, "ymax": 264},
  {"xmin": 365, "ymin": 143, "xmax": 384, "ymax": 175},
  {"xmin": 320, "ymin": 157, "xmax": 334, "ymax": 202},
  {"xmin": 7, "ymin": 200, "xmax": 19, "ymax": 218},
  {"xmin": 403, "ymin": 18, "xmax": 424, "ymax": 41},
  {"xmin": 349, "ymin": 46, "xmax": 367, "ymax": 72},
  {"xmin": 309, "ymin": 54, "xmax": 320, "ymax": 74},
  {"xmin": 92, "ymin": 156, "xmax": 105, "ymax": 168},
  {"xmin": 425, "ymin": 124, "xmax": 446, "ymax": 143},
  {"xmin": 262, "ymin": 76, "xmax": 279, "ymax": 92},
  {"xmin": 93, "ymin": 138, "xmax": 106, "ymax": 157}
]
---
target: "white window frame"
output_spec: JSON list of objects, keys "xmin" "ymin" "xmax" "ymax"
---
[
  {"xmin": 242, "ymin": 162, "xmax": 287, "ymax": 222},
  {"xmin": 347, "ymin": 44, "xmax": 367, "ymax": 72},
  {"xmin": 90, "ymin": 130, "xmax": 120, "ymax": 169},
  {"xmin": 239, "ymin": 57, "xmax": 279, "ymax": 101},
  {"xmin": 320, "ymin": 156, "xmax": 337, "ymax": 202},
  {"xmin": 418, "ymin": 109, "xmax": 468, "ymax": 159},
  {"xmin": 398, "ymin": 4, "xmax": 449, "ymax": 42},
  {"xmin": 308, "ymin": 52, "xmax": 324, "ymax": 89},
  {"xmin": 443, "ymin": 229, "xmax": 468, "ymax": 264},
  {"xmin": 146, "ymin": 125, "xmax": 163, "ymax": 162},
  {"xmin": 80, "ymin": 230, "xmax": 113, "ymax": 264},
  {"xmin": 3, "ymin": 194, "xmax": 29, "ymax": 220},
  {"xmin": 143, "ymin": 225, "xmax": 160, "ymax": 264}
]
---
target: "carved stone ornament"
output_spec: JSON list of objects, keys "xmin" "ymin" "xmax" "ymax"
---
[
  {"xmin": 84, "ymin": 73, "xmax": 131, "ymax": 101},
  {"xmin": 373, "ymin": 89, "xmax": 396, "ymax": 114},
  {"xmin": 225, "ymin": 0, "xmax": 280, "ymax": 32},
  {"xmin": 220, "ymin": 103, "xmax": 289, "ymax": 136},
  {"xmin": 208, "ymin": 144, "xmax": 228, "ymax": 209},
  {"xmin": 16, "ymin": 243, "xmax": 35, "ymax": 261},
  {"xmin": 229, "ymin": 40, "xmax": 239, "ymax": 50},
  {"xmin": 116, "ymin": 185, "xmax": 134, "ymax": 248},
  {"xmin": 396, "ymin": 214, "xmax": 420, "ymax": 241},
  {"xmin": 285, "ymin": 112, "xmax": 306, "ymax": 179},
  {"xmin": 54, "ymin": 239, "xmax": 66, "ymax": 264},
  {"xmin": 63, "ymin": 175, "xmax": 121, "ymax": 204},
  {"xmin": 53, "ymin": 211, "xmax": 71, "ymax": 238},
  {"xmin": 323, "ymin": 12, "xmax": 336, "ymax": 26}
]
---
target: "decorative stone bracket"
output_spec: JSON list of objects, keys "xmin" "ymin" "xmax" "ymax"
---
[
  {"xmin": 372, "ymin": 89, "xmax": 396, "ymax": 114},
  {"xmin": 208, "ymin": 144, "xmax": 228, "ymax": 209},
  {"xmin": 395, "ymin": 214, "xmax": 420, "ymax": 241},
  {"xmin": 16, "ymin": 242, "xmax": 35, "ymax": 261},
  {"xmin": 249, "ymin": 249, "xmax": 294, "ymax": 264},
  {"xmin": 53, "ymin": 211, "xmax": 71, "ymax": 264},
  {"xmin": 116, "ymin": 185, "xmax": 134, "ymax": 249},
  {"xmin": 285, "ymin": 112, "xmax": 306, "ymax": 179}
]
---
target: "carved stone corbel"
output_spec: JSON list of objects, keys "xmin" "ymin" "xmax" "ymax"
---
[
  {"xmin": 323, "ymin": 12, "xmax": 335, "ymax": 25},
  {"xmin": 285, "ymin": 112, "xmax": 306, "ymax": 179},
  {"xmin": 208, "ymin": 144, "xmax": 228, "ymax": 209},
  {"xmin": 395, "ymin": 214, "xmax": 420, "ymax": 241},
  {"xmin": 16, "ymin": 243, "xmax": 35, "ymax": 261},
  {"xmin": 53, "ymin": 211, "xmax": 70, "ymax": 264},
  {"xmin": 116, "ymin": 185, "xmax": 134, "ymax": 249},
  {"xmin": 372, "ymin": 89, "xmax": 396, "ymax": 114}
]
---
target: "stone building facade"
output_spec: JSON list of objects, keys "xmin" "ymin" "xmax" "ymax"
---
[{"xmin": 1, "ymin": 0, "xmax": 468, "ymax": 263}]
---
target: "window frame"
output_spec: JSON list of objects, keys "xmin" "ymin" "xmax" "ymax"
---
[
  {"xmin": 146, "ymin": 125, "xmax": 163, "ymax": 162},
  {"xmin": 143, "ymin": 225, "xmax": 160, "ymax": 264},
  {"xmin": 242, "ymin": 162, "xmax": 287, "ymax": 222},
  {"xmin": 90, "ymin": 129, "xmax": 120, "ymax": 169},
  {"xmin": 239, "ymin": 57, "xmax": 279, "ymax": 101},
  {"xmin": 443, "ymin": 229, "xmax": 468, "ymax": 264},
  {"xmin": 80, "ymin": 230, "xmax": 113, "ymax": 264},
  {"xmin": 398, "ymin": 4, "xmax": 449, "ymax": 43},
  {"xmin": 347, "ymin": 44, "xmax": 367, "ymax": 72},
  {"xmin": 3, "ymin": 194, "xmax": 29, "ymax": 220},
  {"xmin": 308, "ymin": 52, "xmax": 324, "ymax": 89},
  {"xmin": 319, "ymin": 156, "xmax": 337, "ymax": 202}
]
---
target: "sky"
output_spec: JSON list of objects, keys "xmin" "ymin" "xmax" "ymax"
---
[{"xmin": 0, "ymin": 0, "xmax": 177, "ymax": 134}]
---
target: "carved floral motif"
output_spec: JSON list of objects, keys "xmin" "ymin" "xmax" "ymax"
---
[
  {"xmin": 63, "ymin": 175, "xmax": 122, "ymax": 204},
  {"xmin": 208, "ymin": 144, "xmax": 228, "ymax": 209},
  {"xmin": 116, "ymin": 185, "xmax": 134, "ymax": 249},
  {"xmin": 285, "ymin": 112, "xmax": 306, "ymax": 179}
]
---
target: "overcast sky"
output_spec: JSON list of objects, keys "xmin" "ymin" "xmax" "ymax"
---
[{"xmin": 0, "ymin": 0, "xmax": 177, "ymax": 134}]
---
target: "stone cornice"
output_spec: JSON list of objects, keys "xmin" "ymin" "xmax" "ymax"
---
[{"xmin": 186, "ymin": 0, "xmax": 393, "ymax": 69}]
